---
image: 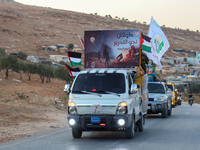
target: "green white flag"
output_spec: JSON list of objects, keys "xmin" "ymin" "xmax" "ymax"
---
[{"xmin": 148, "ymin": 17, "xmax": 170, "ymax": 68}]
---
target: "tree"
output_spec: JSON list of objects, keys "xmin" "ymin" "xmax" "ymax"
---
[
  {"xmin": 0, "ymin": 48, "xmax": 6, "ymax": 55},
  {"xmin": 45, "ymin": 65, "xmax": 54, "ymax": 83},
  {"xmin": 68, "ymin": 43, "xmax": 74, "ymax": 50},
  {"xmin": 54, "ymin": 66, "xmax": 72, "ymax": 82},
  {"xmin": 187, "ymin": 83, "xmax": 200, "ymax": 95},
  {"xmin": 37, "ymin": 64, "xmax": 46, "ymax": 83},
  {"xmin": 176, "ymin": 85, "xmax": 185, "ymax": 92},
  {"xmin": 26, "ymin": 63, "xmax": 38, "ymax": 81},
  {"xmin": 17, "ymin": 51, "xmax": 27, "ymax": 60},
  {"xmin": 59, "ymin": 60, "xmax": 65, "ymax": 66},
  {"xmin": 41, "ymin": 61, "xmax": 52, "ymax": 66},
  {"xmin": 0, "ymin": 55, "xmax": 18, "ymax": 79}
]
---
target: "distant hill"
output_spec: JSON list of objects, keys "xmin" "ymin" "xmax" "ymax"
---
[{"xmin": 0, "ymin": 2, "xmax": 200, "ymax": 57}]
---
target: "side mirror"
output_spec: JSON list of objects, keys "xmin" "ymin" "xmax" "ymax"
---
[
  {"xmin": 130, "ymin": 84, "xmax": 138, "ymax": 94},
  {"xmin": 64, "ymin": 84, "xmax": 71, "ymax": 93}
]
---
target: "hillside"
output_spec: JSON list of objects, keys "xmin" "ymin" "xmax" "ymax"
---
[{"xmin": 0, "ymin": 2, "xmax": 200, "ymax": 57}]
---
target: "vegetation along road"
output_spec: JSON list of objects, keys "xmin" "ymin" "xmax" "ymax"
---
[{"xmin": 0, "ymin": 103, "xmax": 200, "ymax": 150}]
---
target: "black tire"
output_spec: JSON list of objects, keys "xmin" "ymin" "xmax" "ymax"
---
[
  {"xmin": 168, "ymin": 103, "xmax": 172, "ymax": 116},
  {"xmin": 178, "ymin": 100, "xmax": 181, "ymax": 105},
  {"xmin": 125, "ymin": 115, "xmax": 135, "ymax": 139},
  {"xmin": 72, "ymin": 128, "xmax": 82, "ymax": 138},
  {"xmin": 162, "ymin": 105, "xmax": 168, "ymax": 118},
  {"xmin": 137, "ymin": 116, "xmax": 144, "ymax": 132}
]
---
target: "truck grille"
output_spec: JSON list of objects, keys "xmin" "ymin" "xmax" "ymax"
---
[{"xmin": 149, "ymin": 98, "xmax": 154, "ymax": 101}]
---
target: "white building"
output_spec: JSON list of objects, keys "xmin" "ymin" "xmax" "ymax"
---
[
  {"xmin": 50, "ymin": 55, "xmax": 69, "ymax": 63},
  {"xmin": 26, "ymin": 56, "xmax": 40, "ymax": 63}
]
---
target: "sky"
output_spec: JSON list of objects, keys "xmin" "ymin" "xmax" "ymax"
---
[{"xmin": 15, "ymin": 0, "xmax": 200, "ymax": 31}]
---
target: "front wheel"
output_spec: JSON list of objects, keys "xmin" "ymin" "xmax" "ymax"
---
[
  {"xmin": 72, "ymin": 128, "xmax": 82, "ymax": 138},
  {"xmin": 125, "ymin": 115, "xmax": 135, "ymax": 139},
  {"xmin": 162, "ymin": 105, "xmax": 168, "ymax": 118},
  {"xmin": 168, "ymin": 103, "xmax": 172, "ymax": 116},
  {"xmin": 137, "ymin": 116, "xmax": 145, "ymax": 132}
]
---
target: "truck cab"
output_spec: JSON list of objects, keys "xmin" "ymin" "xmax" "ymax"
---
[{"xmin": 65, "ymin": 68, "xmax": 148, "ymax": 139}]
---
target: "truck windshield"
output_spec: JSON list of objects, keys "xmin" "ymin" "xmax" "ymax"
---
[
  {"xmin": 167, "ymin": 85, "xmax": 173, "ymax": 91},
  {"xmin": 72, "ymin": 73, "xmax": 125, "ymax": 94},
  {"xmin": 148, "ymin": 83, "xmax": 165, "ymax": 94}
]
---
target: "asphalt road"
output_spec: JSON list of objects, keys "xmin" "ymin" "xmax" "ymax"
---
[{"xmin": 1, "ymin": 102, "xmax": 200, "ymax": 150}]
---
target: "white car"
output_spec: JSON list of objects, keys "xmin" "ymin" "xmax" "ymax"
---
[{"xmin": 147, "ymin": 82, "xmax": 172, "ymax": 118}]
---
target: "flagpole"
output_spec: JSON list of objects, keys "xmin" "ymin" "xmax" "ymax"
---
[
  {"xmin": 65, "ymin": 63, "xmax": 74, "ymax": 79},
  {"xmin": 140, "ymin": 32, "xmax": 142, "ymax": 67},
  {"xmin": 78, "ymin": 35, "xmax": 84, "ymax": 50}
]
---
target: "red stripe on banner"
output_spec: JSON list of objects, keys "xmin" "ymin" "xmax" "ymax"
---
[
  {"xmin": 140, "ymin": 32, "xmax": 144, "ymax": 48},
  {"xmin": 65, "ymin": 63, "xmax": 74, "ymax": 79},
  {"xmin": 67, "ymin": 51, "xmax": 73, "ymax": 67}
]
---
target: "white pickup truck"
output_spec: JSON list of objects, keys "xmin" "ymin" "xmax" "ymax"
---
[
  {"xmin": 65, "ymin": 68, "xmax": 148, "ymax": 139},
  {"xmin": 147, "ymin": 82, "xmax": 172, "ymax": 118}
]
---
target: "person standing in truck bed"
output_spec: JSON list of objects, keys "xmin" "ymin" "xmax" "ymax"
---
[{"xmin": 133, "ymin": 65, "xmax": 145, "ymax": 88}]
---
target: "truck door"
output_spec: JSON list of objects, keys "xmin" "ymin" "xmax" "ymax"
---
[{"xmin": 128, "ymin": 75, "xmax": 140, "ymax": 119}]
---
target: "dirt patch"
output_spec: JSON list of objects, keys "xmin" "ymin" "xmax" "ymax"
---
[{"xmin": 0, "ymin": 71, "xmax": 68, "ymax": 144}]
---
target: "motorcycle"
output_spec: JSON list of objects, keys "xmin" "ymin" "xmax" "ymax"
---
[{"xmin": 188, "ymin": 97, "xmax": 193, "ymax": 106}]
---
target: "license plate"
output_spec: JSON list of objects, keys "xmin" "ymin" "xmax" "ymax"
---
[{"xmin": 91, "ymin": 116, "xmax": 100, "ymax": 123}]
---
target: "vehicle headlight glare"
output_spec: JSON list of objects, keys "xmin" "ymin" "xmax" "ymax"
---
[
  {"xmin": 69, "ymin": 119, "xmax": 75, "ymax": 126},
  {"xmin": 156, "ymin": 97, "xmax": 162, "ymax": 101},
  {"xmin": 116, "ymin": 106, "xmax": 127, "ymax": 114},
  {"xmin": 69, "ymin": 106, "xmax": 77, "ymax": 114},
  {"xmin": 118, "ymin": 119, "xmax": 125, "ymax": 126}
]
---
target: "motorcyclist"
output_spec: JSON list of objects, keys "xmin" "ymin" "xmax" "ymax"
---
[{"xmin": 188, "ymin": 93, "xmax": 193, "ymax": 104}]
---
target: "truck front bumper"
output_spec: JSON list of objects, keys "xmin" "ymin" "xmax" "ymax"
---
[
  {"xmin": 67, "ymin": 114, "xmax": 133, "ymax": 131},
  {"xmin": 147, "ymin": 101, "xmax": 167, "ymax": 114}
]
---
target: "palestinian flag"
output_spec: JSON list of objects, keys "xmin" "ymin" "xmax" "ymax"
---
[
  {"xmin": 140, "ymin": 33, "xmax": 152, "ymax": 53},
  {"xmin": 116, "ymin": 53, "xmax": 123, "ymax": 62},
  {"xmin": 65, "ymin": 64, "xmax": 80, "ymax": 79},
  {"xmin": 67, "ymin": 51, "xmax": 82, "ymax": 67},
  {"xmin": 78, "ymin": 35, "xmax": 85, "ymax": 49}
]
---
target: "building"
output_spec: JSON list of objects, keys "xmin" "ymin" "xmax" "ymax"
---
[
  {"xmin": 50, "ymin": 55, "xmax": 69, "ymax": 63},
  {"xmin": 26, "ymin": 56, "xmax": 40, "ymax": 63},
  {"xmin": 187, "ymin": 52, "xmax": 200, "ymax": 65},
  {"xmin": 161, "ymin": 57, "xmax": 174, "ymax": 64}
]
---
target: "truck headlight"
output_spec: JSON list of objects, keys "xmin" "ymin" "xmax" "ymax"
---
[
  {"xmin": 116, "ymin": 102, "xmax": 127, "ymax": 114},
  {"xmin": 68, "ymin": 102, "xmax": 77, "ymax": 114},
  {"xmin": 155, "ymin": 97, "xmax": 164, "ymax": 101}
]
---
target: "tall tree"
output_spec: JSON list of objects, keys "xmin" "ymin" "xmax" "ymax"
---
[
  {"xmin": 54, "ymin": 66, "xmax": 72, "ymax": 82},
  {"xmin": 26, "ymin": 63, "xmax": 38, "ymax": 81},
  {"xmin": 0, "ymin": 55, "xmax": 18, "ymax": 79}
]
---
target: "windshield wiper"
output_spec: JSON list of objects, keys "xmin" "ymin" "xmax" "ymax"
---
[
  {"xmin": 81, "ymin": 91, "xmax": 102, "ymax": 97},
  {"xmin": 105, "ymin": 91, "xmax": 120, "ymax": 97}
]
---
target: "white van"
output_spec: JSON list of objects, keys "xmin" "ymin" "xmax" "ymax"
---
[{"xmin": 65, "ymin": 68, "xmax": 148, "ymax": 139}]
